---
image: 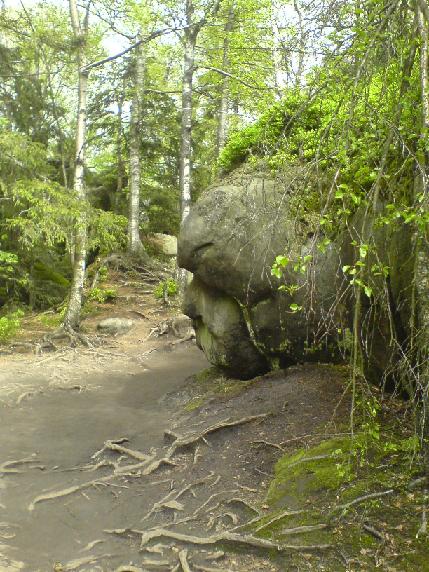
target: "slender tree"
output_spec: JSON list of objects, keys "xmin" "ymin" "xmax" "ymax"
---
[
  {"xmin": 62, "ymin": 0, "xmax": 89, "ymax": 331},
  {"xmin": 216, "ymin": 2, "xmax": 234, "ymax": 156},
  {"xmin": 128, "ymin": 34, "xmax": 147, "ymax": 255}
]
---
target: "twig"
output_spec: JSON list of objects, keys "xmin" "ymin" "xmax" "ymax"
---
[
  {"xmin": 363, "ymin": 523, "xmax": 385, "ymax": 541},
  {"xmin": 250, "ymin": 440, "xmax": 284, "ymax": 451},
  {"xmin": 332, "ymin": 489, "xmax": 394, "ymax": 517}
]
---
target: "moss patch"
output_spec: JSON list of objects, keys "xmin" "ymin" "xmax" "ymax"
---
[{"xmin": 267, "ymin": 437, "xmax": 354, "ymax": 505}]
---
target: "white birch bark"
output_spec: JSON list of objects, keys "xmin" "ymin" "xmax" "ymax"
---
[
  {"xmin": 128, "ymin": 36, "xmax": 146, "ymax": 254},
  {"xmin": 63, "ymin": 0, "xmax": 88, "ymax": 330},
  {"xmin": 180, "ymin": 26, "xmax": 194, "ymax": 224}
]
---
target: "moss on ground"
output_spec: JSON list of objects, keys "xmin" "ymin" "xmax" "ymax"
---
[
  {"xmin": 253, "ymin": 424, "xmax": 427, "ymax": 570},
  {"xmin": 267, "ymin": 437, "xmax": 354, "ymax": 505}
]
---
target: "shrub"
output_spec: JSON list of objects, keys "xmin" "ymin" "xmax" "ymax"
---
[
  {"xmin": 87, "ymin": 287, "xmax": 118, "ymax": 303},
  {"xmin": 0, "ymin": 309, "xmax": 24, "ymax": 342},
  {"xmin": 154, "ymin": 278, "xmax": 177, "ymax": 300}
]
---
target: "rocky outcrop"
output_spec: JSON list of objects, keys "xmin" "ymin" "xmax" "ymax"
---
[{"xmin": 178, "ymin": 167, "xmax": 414, "ymax": 380}]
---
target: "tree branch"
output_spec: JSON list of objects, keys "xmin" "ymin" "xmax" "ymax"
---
[
  {"xmin": 200, "ymin": 66, "xmax": 275, "ymax": 90},
  {"xmin": 83, "ymin": 26, "xmax": 189, "ymax": 72}
]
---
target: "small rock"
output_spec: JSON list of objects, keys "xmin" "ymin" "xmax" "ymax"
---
[
  {"xmin": 170, "ymin": 315, "xmax": 194, "ymax": 339},
  {"xmin": 97, "ymin": 317, "xmax": 134, "ymax": 335}
]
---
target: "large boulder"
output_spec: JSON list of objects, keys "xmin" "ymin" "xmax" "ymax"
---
[{"xmin": 178, "ymin": 166, "xmax": 414, "ymax": 380}]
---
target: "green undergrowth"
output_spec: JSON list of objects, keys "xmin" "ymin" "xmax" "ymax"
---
[
  {"xmin": 0, "ymin": 309, "xmax": 24, "ymax": 342},
  {"xmin": 249, "ymin": 420, "xmax": 428, "ymax": 570}
]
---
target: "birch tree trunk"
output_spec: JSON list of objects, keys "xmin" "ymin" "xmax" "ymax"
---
[
  {"xmin": 128, "ymin": 37, "xmax": 146, "ymax": 255},
  {"xmin": 293, "ymin": 0, "xmax": 305, "ymax": 88},
  {"xmin": 115, "ymin": 86, "xmax": 125, "ymax": 212},
  {"xmin": 63, "ymin": 0, "xmax": 88, "ymax": 330},
  {"xmin": 216, "ymin": 5, "xmax": 234, "ymax": 157},
  {"xmin": 179, "ymin": 25, "xmax": 195, "ymax": 224}
]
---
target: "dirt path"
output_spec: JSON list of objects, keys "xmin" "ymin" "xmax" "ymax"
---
[
  {"xmin": 0, "ymin": 330, "xmax": 350, "ymax": 572},
  {"xmin": 0, "ymin": 270, "xmax": 354, "ymax": 571},
  {"xmin": 1, "ymin": 264, "xmax": 426, "ymax": 571},
  {"xmin": 1, "ymin": 341, "xmax": 210, "ymax": 571}
]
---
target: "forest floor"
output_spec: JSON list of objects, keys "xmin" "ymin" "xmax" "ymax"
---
[{"xmin": 0, "ymin": 265, "xmax": 428, "ymax": 571}]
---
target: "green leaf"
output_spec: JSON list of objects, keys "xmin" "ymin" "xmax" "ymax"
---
[{"xmin": 275, "ymin": 255, "xmax": 290, "ymax": 267}]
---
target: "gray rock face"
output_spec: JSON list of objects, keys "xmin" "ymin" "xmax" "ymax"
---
[
  {"xmin": 178, "ymin": 167, "xmax": 414, "ymax": 380},
  {"xmin": 97, "ymin": 318, "xmax": 134, "ymax": 335}
]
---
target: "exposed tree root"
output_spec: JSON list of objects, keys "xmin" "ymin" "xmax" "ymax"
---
[
  {"xmin": 29, "ymin": 415, "xmax": 267, "ymax": 511},
  {"xmin": 170, "ymin": 414, "xmax": 269, "ymax": 454},
  {"xmin": 107, "ymin": 527, "xmax": 332, "ymax": 553},
  {"xmin": 252, "ymin": 508, "xmax": 308, "ymax": 533},
  {"xmin": 60, "ymin": 553, "xmax": 111, "ymax": 571},
  {"xmin": 93, "ymin": 438, "xmax": 154, "ymax": 463},
  {"xmin": 28, "ymin": 458, "xmax": 176, "ymax": 511},
  {"xmin": 0, "ymin": 455, "xmax": 38, "ymax": 476},
  {"xmin": 178, "ymin": 549, "xmax": 192, "ymax": 572},
  {"xmin": 141, "ymin": 474, "xmax": 216, "ymax": 523}
]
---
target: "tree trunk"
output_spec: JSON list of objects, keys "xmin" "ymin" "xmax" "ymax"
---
[
  {"xmin": 128, "ymin": 37, "xmax": 146, "ymax": 255},
  {"xmin": 415, "ymin": 2, "xmax": 429, "ymax": 473},
  {"xmin": 293, "ymin": 0, "xmax": 305, "ymax": 88},
  {"xmin": 179, "ymin": 29, "xmax": 195, "ymax": 224},
  {"xmin": 63, "ymin": 0, "xmax": 88, "ymax": 330},
  {"xmin": 115, "ymin": 86, "xmax": 125, "ymax": 212},
  {"xmin": 216, "ymin": 5, "xmax": 234, "ymax": 157}
]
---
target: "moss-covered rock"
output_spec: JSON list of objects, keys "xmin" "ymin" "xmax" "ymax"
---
[{"xmin": 178, "ymin": 165, "xmax": 415, "ymax": 381}]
